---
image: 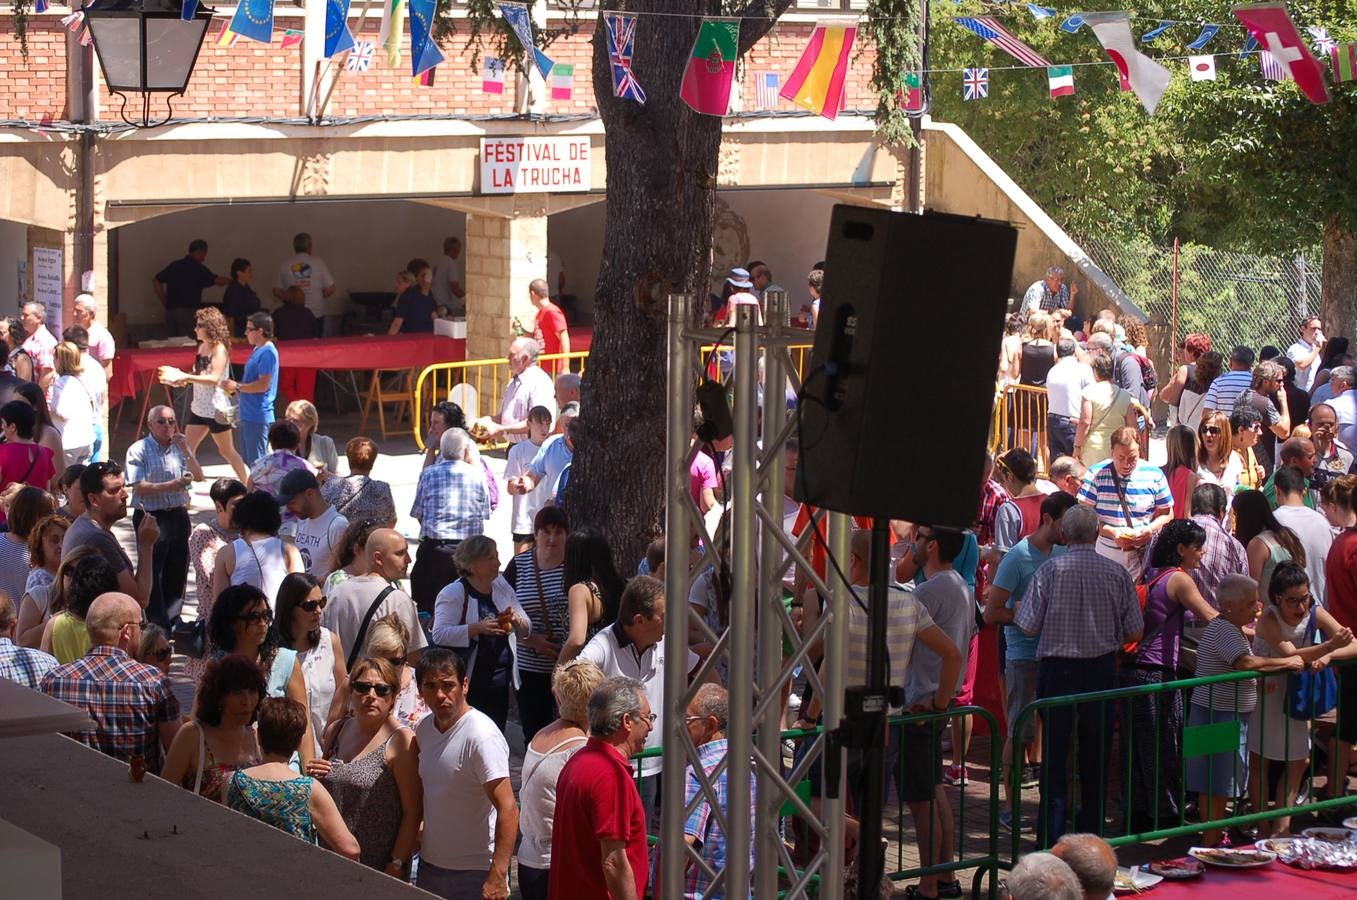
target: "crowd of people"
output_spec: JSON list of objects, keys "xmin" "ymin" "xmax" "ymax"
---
[{"xmin": 4, "ymin": 250, "xmax": 1357, "ymax": 899}]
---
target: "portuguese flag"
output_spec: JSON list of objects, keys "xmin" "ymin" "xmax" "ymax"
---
[{"xmin": 681, "ymin": 18, "xmax": 740, "ymax": 115}]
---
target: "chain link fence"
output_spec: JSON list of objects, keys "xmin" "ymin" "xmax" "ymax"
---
[{"xmin": 1081, "ymin": 236, "xmax": 1323, "ymax": 354}]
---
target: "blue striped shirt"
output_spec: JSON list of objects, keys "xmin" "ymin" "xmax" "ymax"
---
[
  {"xmin": 1078, "ymin": 459, "xmax": 1172, "ymax": 530},
  {"xmin": 1203, "ymin": 370, "xmax": 1253, "ymax": 414},
  {"xmin": 125, "ymin": 435, "xmax": 191, "ymax": 511},
  {"xmin": 0, "ymin": 636, "xmax": 57, "ymax": 688}
]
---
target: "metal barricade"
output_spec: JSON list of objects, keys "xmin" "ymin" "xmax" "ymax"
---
[
  {"xmin": 991, "ymin": 384, "xmax": 1050, "ymax": 469},
  {"xmin": 1004, "ymin": 659, "xmax": 1355, "ymax": 865}
]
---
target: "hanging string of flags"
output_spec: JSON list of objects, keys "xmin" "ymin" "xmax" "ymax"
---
[{"xmin": 191, "ymin": 1, "xmax": 1350, "ymax": 115}]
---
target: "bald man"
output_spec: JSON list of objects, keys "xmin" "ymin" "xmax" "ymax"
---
[
  {"xmin": 1053, "ymin": 833, "xmax": 1118, "ymax": 900},
  {"xmin": 41, "ymin": 592, "xmax": 181, "ymax": 771},
  {"xmin": 322, "ymin": 529, "xmax": 427, "ymax": 669}
]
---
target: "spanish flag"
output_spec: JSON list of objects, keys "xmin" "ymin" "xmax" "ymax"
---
[{"xmin": 779, "ymin": 20, "xmax": 856, "ymax": 120}]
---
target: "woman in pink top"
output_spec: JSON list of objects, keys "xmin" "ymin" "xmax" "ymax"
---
[{"xmin": 1162, "ymin": 426, "xmax": 1199, "ymax": 518}]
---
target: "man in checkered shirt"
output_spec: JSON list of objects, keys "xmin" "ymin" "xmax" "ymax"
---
[
  {"xmin": 409, "ymin": 427, "xmax": 491, "ymax": 615},
  {"xmin": 1016, "ymin": 506, "xmax": 1142, "ymax": 846},
  {"xmin": 0, "ymin": 593, "xmax": 57, "ymax": 688},
  {"xmin": 41, "ymin": 592, "xmax": 181, "ymax": 773}
]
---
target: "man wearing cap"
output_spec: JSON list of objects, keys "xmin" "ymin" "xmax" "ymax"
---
[
  {"xmin": 720, "ymin": 269, "xmax": 763, "ymax": 327},
  {"xmin": 279, "ymin": 469, "xmax": 349, "ymax": 580}
]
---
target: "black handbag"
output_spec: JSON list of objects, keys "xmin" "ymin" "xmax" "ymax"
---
[{"xmin": 171, "ymin": 618, "xmax": 207, "ymax": 659}]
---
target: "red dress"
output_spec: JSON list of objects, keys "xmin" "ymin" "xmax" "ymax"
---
[{"xmin": 0, "ymin": 441, "xmax": 55, "ymax": 525}]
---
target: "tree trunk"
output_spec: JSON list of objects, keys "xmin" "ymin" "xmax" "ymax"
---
[
  {"xmin": 564, "ymin": 3, "xmax": 784, "ymax": 571},
  {"xmin": 1322, "ymin": 216, "xmax": 1357, "ymax": 336}
]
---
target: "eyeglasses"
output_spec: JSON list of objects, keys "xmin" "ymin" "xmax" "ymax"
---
[
  {"xmin": 298, "ymin": 598, "xmax": 327, "ymax": 612},
  {"xmin": 239, "ymin": 609, "xmax": 274, "ymax": 624},
  {"xmin": 124, "ymin": 619, "xmax": 148, "ymax": 630},
  {"xmin": 1281, "ymin": 594, "xmax": 1314, "ymax": 608},
  {"xmin": 633, "ymin": 712, "xmax": 658, "ymax": 727},
  {"xmin": 1202, "ymin": 426, "xmax": 1221, "ymax": 436},
  {"xmin": 152, "ymin": 418, "xmax": 176, "ymax": 426},
  {"xmin": 352, "ymin": 682, "xmax": 393, "ymax": 697}
]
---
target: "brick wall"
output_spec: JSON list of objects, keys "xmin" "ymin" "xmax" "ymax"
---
[
  {"xmin": 0, "ymin": 19, "xmax": 69, "ymax": 121},
  {"xmin": 0, "ymin": 15, "xmax": 880, "ymax": 121}
]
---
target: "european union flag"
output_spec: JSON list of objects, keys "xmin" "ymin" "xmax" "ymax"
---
[{"xmin": 325, "ymin": 0, "xmax": 356, "ymax": 58}]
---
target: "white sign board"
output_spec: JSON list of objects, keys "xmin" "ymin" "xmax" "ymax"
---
[
  {"xmin": 32, "ymin": 248, "xmax": 62, "ymax": 334},
  {"xmin": 480, "ymin": 137, "xmax": 591, "ymax": 194}
]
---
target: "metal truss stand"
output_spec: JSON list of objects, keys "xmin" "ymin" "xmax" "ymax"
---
[{"xmin": 662, "ymin": 290, "xmax": 852, "ymax": 899}]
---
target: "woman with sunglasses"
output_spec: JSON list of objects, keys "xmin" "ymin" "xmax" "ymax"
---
[
  {"xmin": 1248, "ymin": 562, "xmax": 1356, "ymax": 836},
  {"xmin": 363, "ymin": 615, "xmax": 429, "ymax": 730},
  {"xmin": 207, "ymin": 583, "xmax": 316, "ymax": 767},
  {"xmin": 161, "ymin": 653, "xmax": 264, "ymax": 800},
  {"xmin": 277, "ymin": 573, "xmax": 347, "ymax": 756},
  {"xmin": 136, "ymin": 623, "xmax": 173, "ymax": 674},
  {"xmin": 309, "ymin": 658, "xmax": 420, "ymax": 878},
  {"xmin": 1195, "ymin": 412, "xmax": 1240, "ymax": 494}
]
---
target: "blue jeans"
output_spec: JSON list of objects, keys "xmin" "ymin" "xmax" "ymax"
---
[
  {"xmin": 1037, "ymin": 653, "xmax": 1117, "ymax": 846},
  {"xmin": 240, "ymin": 419, "xmax": 270, "ymax": 468}
]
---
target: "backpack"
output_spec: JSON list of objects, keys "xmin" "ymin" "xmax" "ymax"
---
[
  {"xmin": 1114, "ymin": 348, "xmax": 1158, "ymax": 394},
  {"xmin": 1121, "ymin": 567, "xmax": 1179, "ymax": 657}
]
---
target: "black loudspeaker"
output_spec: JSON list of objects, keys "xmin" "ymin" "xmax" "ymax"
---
[{"xmin": 794, "ymin": 206, "xmax": 1018, "ymax": 527}]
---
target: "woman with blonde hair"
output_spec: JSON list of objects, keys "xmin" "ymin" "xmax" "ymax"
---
[
  {"xmin": 517, "ymin": 658, "xmax": 605, "ymax": 900},
  {"xmin": 14, "ymin": 512, "xmax": 70, "ymax": 647},
  {"xmin": 48, "ymin": 342, "xmax": 98, "ymax": 467},
  {"xmin": 1075, "ymin": 352, "xmax": 1138, "ymax": 465},
  {"xmin": 284, "ymin": 400, "xmax": 339, "ymax": 478},
  {"xmin": 162, "ymin": 306, "xmax": 250, "ymax": 483},
  {"xmin": 363, "ymin": 614, "xmax": 429, "ymax": 730},
  {"xmin": 1196, "ymin": 411, "xmax": 1241, "ymax": 493}
]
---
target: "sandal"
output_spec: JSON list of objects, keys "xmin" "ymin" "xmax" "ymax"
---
[
  {"xmin": 902, "ymin": 887, "xmax": 938, "ymax": 900},
  {"xmin": 937, "ymin": 880, "xmax": 964, "ymax": 899}
]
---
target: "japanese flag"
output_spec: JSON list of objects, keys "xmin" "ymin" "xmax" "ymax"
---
[{"xmin": 1189, "ymin": 55, "xmax": 1217, "ymax": 80}]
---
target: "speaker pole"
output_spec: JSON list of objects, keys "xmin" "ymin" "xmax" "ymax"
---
[{"xmin": 858, "ymin": 519, "xmax": 893, "ymax": 895}]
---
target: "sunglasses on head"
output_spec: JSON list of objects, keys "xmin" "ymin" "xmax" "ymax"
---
[
  {"xmin": 352, "ymin": 682, "xmax": 393, "ymax": 697},
  {"xmin": 298, "ymin": 598, "xmax": 326, "ymax": 612},
  {"xmin": 240, "ymin": 609, "xmax": 273, "ymax": 624}
]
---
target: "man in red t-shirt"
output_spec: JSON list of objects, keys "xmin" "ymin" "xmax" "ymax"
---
[
  {"xmin": 1324, "ymin": 477, "xmax": 1357, "ymax": 797},
  {"xmin": 549, "ymin": 676, "xmax": 651, "ymax": 900},
  {"xmin": 530, "ymin": 278, "xmax": 570, "ymax": 375}
]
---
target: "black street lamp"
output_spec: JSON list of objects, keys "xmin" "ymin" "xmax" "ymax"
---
[{"xmin": 83, "ymin": 0, "xmax": 211, "ymax": 127}]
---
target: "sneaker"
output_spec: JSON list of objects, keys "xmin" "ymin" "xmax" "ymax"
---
[
  {"xmin": 1021, "ymin": 765, "xmax": 1040, "ymax": 789},
  {"xmin": 943, "ymin": 764, "xmax": 969, "ymax": 786},
  {"xmin": 999, "ymin": 811, "xmax": 1033, "ymax": 832}
]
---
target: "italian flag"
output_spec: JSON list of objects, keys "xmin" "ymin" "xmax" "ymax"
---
[
  {"xmin": 1333, "ymin": 43, "xmax": 1357, "ymax": 83},
  {"xmin": 681, "ymin": 18, "xmax": 740, "ymax": 116},
  {"xmin": 551, "ymin": 64, "xmax": 574, "ymax": 101},
  {"xmin": 1047, "ymin": 65, "xmax": 1075, "ymax": 98}
]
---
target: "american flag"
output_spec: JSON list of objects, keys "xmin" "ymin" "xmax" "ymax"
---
[
  {"xmin": 963, "ymin": 67, "xmax": 989, "ymax": 100},
  {"xmin": 346, "ymin": 40, "xmax": 375, "ymax": 72},
  {"xmin": 1308, "ymin": 26, "xmax": 1337, "ymax": 56},
  {"xmin": 1259, "ymin": 50, "xmax": 1288, "ymax": 82},
  {"xmin": 755, "ymin": 72, "xmax": 780, "ymax": 109},
  {"xmin": 953, "ymin": 16, "xmax": 1052, "ymax": 68}
]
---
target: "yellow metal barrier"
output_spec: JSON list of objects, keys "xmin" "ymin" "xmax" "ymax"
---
[
  {"xmin": 411, "ymin": 343, "xmax": 814, "ymax": 452},
  {"xmin": 992, "ymin": 383, "xmax": 1051, "ymax": 472},
  {"xmin": 411, "ymin": 351, "xmax": 589, "ymax": 452}
]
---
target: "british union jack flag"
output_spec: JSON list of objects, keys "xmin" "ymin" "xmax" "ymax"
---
[
  {"xmin": 346, "ymin": 40, "xmax": 375, "ymax": 72},
  {"xmin": 963, "ymin": 67, "xmax": 989, "ymax": 100},
  {"xmin": 605, "ymin": 12, "xmax": 646, "ymax": 104}
]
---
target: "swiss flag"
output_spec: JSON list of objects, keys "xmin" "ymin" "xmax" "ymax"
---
[{"xmin": 1233, "ymin": 3, "xmax": 1331, "ymax": 104}]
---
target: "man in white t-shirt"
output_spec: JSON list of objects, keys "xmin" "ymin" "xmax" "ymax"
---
[
  {"xmin": 504, "ymin": 405, "xmax": 554, "ymax": 552},
  {"xmin": 272, "ymin": 232, "xmax": 336, "ymax": 320},
  {"xmin": 323, "ymin": 529, "xmax": 427, "ymax": 662},
  {"xmin": 1286, "ymin": 316, "xmax": 1326, "ymax": 393},
  {"xmin": 579, "ymin": 575, "xmax": 700, "ymax": 824},
  {"xmin": 1272, "ymin": 464, "xmax": 1334, "ymax": 603},
  {"xmin": 278, "ymin": 468, "xmax": 348, "ymax": 580},
  {"xmin": 413, "ymin": 648, "xmax": 517, "ymax": 900},
  {"xmin": 431, "ymin": 236, "xmax": 466, "ymax": 315},
  {"xmin": 63, "ymin": 324, "xmax": 110, "ymax": 461},
  {"xmin": 1045, "ymin": 339, "xmax": 1093, "ymax": 458}
]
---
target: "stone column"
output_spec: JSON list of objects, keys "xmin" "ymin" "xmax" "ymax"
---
[{"xmin": 464, "ymin": 194, "xmax": 548, "ymax": 363}]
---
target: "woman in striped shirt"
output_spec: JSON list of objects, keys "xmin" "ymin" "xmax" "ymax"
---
[{"xmin": 507, "ymin": 505, "xmax": 569, "ymax": 742}]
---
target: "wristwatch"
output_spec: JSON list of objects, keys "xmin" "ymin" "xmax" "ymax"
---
[{"xmin": 387, "ymin": 858, "xmax": 406, "ymax": 876}]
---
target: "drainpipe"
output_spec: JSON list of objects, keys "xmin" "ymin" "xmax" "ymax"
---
[{"xmin": 75, "ymin": 39, "xmax": 97, "ymax": 290}]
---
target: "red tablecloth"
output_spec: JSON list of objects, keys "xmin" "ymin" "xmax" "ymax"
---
[
  {"xmin": 1148, "ymin": 859, "xmax": 1357, "ymax": 898},
  {"xmin": 108, "ymin": 328, "xmax": 592, "ymax": 405}
]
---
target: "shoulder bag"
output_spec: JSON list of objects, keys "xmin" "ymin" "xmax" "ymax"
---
[
  {"xmin": 192, "ymin": 723, "xmax": 208, "ymax": 796},
  {"xmin": 1286, "ymin": 606, "xmax": 1339, "ymax": 720},
  {"xmin": 345, "ymin": 584, "xmax": 398, "ymax": 671}
]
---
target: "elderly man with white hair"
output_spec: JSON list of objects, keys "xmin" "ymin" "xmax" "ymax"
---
[
  {"xmin": 1007, "ymin": 851, "xmax": 1082, "ymax": 900},
  {"xmin": 19, "ymin": 301, "xmax": 58, "ymax": 387},
  {"xmin": 479, "ymin": 337, "xmax": 556, "ymax": 445},
  {"xmin": 71, "ymin": 293, "xmax": 115, "ymax": 378},
  {"xmin": 1021, "ymin": 265, "xmax": 1077, "ymax": 314},
  {"xmin": 409, "ymin": 426, "xmax": 491, "ymax": 616}
]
